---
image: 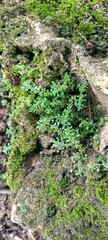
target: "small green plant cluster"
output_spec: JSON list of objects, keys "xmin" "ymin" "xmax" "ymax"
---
[{"xmin": 34, "ymin": 74, "xmax": 95, "ymax": 150}]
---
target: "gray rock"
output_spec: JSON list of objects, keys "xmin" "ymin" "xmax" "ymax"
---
[
  {"xmin": 70, "ymin": 44, "xmax": 108, "ymax": 112},
  {"xmin": 15, "ymin": 17, "xmax": 71, "ymax": 52},
  {"xmin": 99, "ymin": 122, "xmax": 108, "ymax": 162},
  {"xmin": 11, "ymin": 161, "xmax": 48, "ymax": 231},
  {"xmin": 11, "ymin": 17, "xmax": 108, "ymax": 240},
  {"xmin": 39, "ymin": 135, "xmax": 53, "ymax": 149}
]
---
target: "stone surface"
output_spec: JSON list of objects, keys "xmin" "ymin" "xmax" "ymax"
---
[
  {"xmin": 15, "ymin": 17, "xmax": 71, "ymax": 52},
  {"xmin": 11, "ymin": 160, "xmax": 48, "ymax": 230},
  {"xmin": 11, "ymin": 151, "xmax": 108, "ymax": 240},
  {"xmin": 70, "ymin": 45, "xmax": 108, "ymax": 112},
  {"xmin": 10, "ymin": 17, "xmax": 108, "ymax": 240},
  {"xmin": 99, "ymin": 122, "xmax": 108, "ymax": 162},
  {"xmin": 39, "ymin": 135, "xmax": 53, "ymax": 149},
  {"xmin": 0, "ymin": 5, "xmax": 107, "ymax": 238},
  {"xmin": 15, "ymin": 17, "xmax": 70, "ymax": 51}
]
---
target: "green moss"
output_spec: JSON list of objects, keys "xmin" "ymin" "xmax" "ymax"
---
[
  {"xmin": 96, "ymin": 183, "xmax": 108, "ymax": 208},
  {"xmin": 39, "ymin": 159, "xmax": 108, "ymax": 239},
  {"xmin": 6, "ymin": 146, "xmax": 26, "ymax": 191},
  {"xmin": 47, "ymin": 205, "xmax": 57, "ymax": 218},
  {"xmin": 78, "ymin": 22, "xmax": 96, "ymax": 37},
  {"xmin": 15, "ymin": 126, "xmax": 37, "ymax": 155},
  {"xmin": 73, "ymin": 186, "xmax": 84, "ymax": 198},
  {"xmin": 93, "ymin": 11, "xmax": 108, "ymax": 28},
  {"xmin": 6, "ymin": 118, "xmax": 38, "ymax": 191},
  {"xmin": 59, "ymin": 176, "xmax": 70, "ymax": 190},
  {"xmin": 26, "ymin": 0, "xmax": 58, "ymax": 19},
  {"xmin": 0, "ymin": 43, "xmax": 4, "ymax": 52}
]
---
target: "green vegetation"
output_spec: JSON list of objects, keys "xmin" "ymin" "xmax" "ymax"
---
[
  {"xmin": 43, "ymin": 160, "xmax": 108, "ymax": 239},
  {"xmin": 9, "ymin": 56, "xmax": 96, "ymax": 152},
  {"xmin": 1, "ymin": 0, "xmax": 108, "ymax": 239},
  {"xmin": 5, "ymin": 114, "xmax": 38, "ymax": 190},
  {"xmin": 3, "ymin": 44, "xmax": 108, "ymax": 190},
  {"xmin": 0, "ymin": 2, "xmax": 27, "ymax": 54},
  {"xmin": 0, "ymin": 173, "xmax": 6, "ymax": 181}
]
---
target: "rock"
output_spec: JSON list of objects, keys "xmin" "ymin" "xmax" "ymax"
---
[
  {"xmin": 11, "ymin": 161, "xmax": 48, "ymax": 231},
  {"xmin": 3, "ymin": 13, "xmax": 108, "ymax": 240},
  {"xmin": 13, "ymin": 236, "xmax": 23, "ymax": 240},
  {"xmin": 0, "ymin": 120, "xmax": 6, "ymax": 133},
  {"xmin": 39, "ymin": 135, "xmax": 53, "ymax": 149},
  {"xmin": 70, "ymin": 44, "xmax": 108, "ymax": 112},
  {"xmin": 15, "ymin": 17, "xmax": 71, "ymax": 52},
  {"xmin": 8, "ymin": 233, "xmax": 15, "ymax": 240},
  {"xmin": 14, "ymin": 16, "xmax": 57, "ymax": 52},
  {"xmin": 11, "ymin": 152, "xmax": 108, "ymax": 239},
  {"xmin": 99, "ymin": 122, "xmax": 108, "ymax": 162},
  {"xmin": 0, "ymin": 108, "xmax": 9, "ymax": 117}
]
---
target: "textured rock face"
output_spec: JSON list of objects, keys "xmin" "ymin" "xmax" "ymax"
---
[
  {"xmin": 99, "ymin": 122, "xmax": 108, "ymax": 162},
  {"xmin": 11, "ymin": 152, "xmax": 108, "ymax": 240},
  {"xmin": 11, "ymin": 160, "xmax": 47, "ymax": 230},
  {"xmin": 70, "ymin": 45, "xmax": 108, "ymax": 112},
  {"xmin": 15, "ymin": 16, "xmax": 71, "ymax": 52},
  {"xmin": 3, "ymin": 15, "xmax": 108, "ymax": 240}
]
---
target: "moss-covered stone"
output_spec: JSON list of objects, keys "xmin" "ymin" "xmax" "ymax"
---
[
  {"xmin": 11, "ymin": 154, "xmax": 108, "ymax": 239},
  {"xmin": 1, "ymin": 1, "xmax": 108, "ymax": 239}
]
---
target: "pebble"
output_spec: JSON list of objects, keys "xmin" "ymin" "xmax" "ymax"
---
[
  {"xmin": 13, "ymin": 236, "xmax": 23, "ymax": 240},
  {"xmin": 0, "ymin": 120, "xmax": 6, "ymax": 132}
]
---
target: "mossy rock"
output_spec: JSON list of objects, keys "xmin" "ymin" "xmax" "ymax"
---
[{"xmin": 11, "ymin": 153, "xmax": 108, "ymax": 239}]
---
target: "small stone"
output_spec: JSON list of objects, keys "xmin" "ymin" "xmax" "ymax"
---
[
  {"xmin": 13, "ymin": 236, "xmax": 23, "ymax": 240},
  {"xmin": 8, "ymin": 233, "xmax": 15, "ymax": 240},
  {"xmin": 0, "ymin": 109, "xmax": 9, "ymax": 116},
  {"xmin": 99, "ymin": 122, "xmax": 108, "ymax": 162},
  {"xmin": 0, "ymin": 120, "xmax": 6, "ymax": 133},
  {"xmin": 39, "ymin": 135, "xmax": 53, "ymax": 148}
]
